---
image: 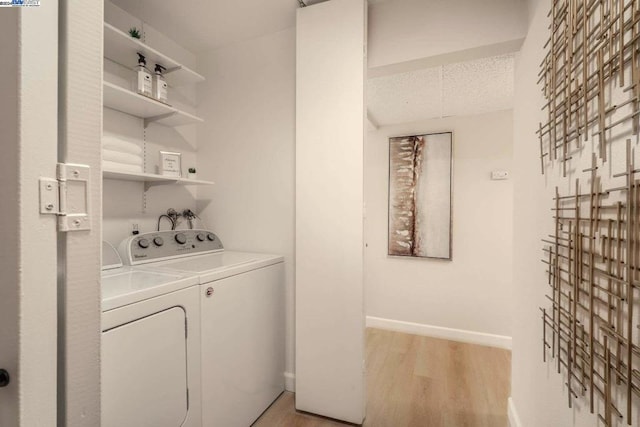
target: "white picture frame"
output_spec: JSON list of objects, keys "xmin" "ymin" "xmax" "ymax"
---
[{"xmin": 159, "ymin": 151, "xmax": 182, "ymax": 177}]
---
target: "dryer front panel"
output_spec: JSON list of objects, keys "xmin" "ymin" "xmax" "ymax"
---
[
  {"xmin": 102, "ymin": 307, "xmax": 188, "ymax": 427},
  {"xmin": 201, "ymin": 263, "xmax": 285, "ymax": 427}
]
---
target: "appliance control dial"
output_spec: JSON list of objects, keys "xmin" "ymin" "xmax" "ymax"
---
[
  {"xmin": 175, "ymin": 233, "xmax": 187, "ymax": 245},
  {"xmin": 138, "ymin": 238, "xmax": 150, "ymax": 249},
  {"xmin": 207, "ymin": 233, "xmax": 216, "ymax": 241},
  {"xmin": 153, "ymin": 237, "xmax": 164, "ymax": 247},
  {"xmin": 197, "ymin": 233, "xmax": 206, "ymax": 242}
]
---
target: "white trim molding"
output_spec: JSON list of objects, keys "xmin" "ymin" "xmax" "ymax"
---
[
  {"xmin": 507, "ymin": 397, "xmax": 522, "ymax": 427},
  {"xmin": 284, "ymin": 372, "xmax": 295, "ymax": 392},
  {"xmin": 366, "ymin": 316, "xmax": 512, "ymax": 350}
]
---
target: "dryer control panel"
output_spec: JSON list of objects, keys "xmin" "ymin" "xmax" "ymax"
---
[{"xmin": 119, "ymin": 229, "xmax": 224, "ymax": 265}]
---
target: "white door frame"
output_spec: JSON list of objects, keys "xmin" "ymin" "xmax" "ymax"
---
[
  {"xmin": 0, "ymin": 3, "xmax": 59, "ymax": 426},
  {"xmin": 57, "ymin": 1, "xmax": 103, "ymax": 425}
]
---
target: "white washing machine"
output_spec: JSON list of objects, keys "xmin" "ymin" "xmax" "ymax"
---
[
  {"xmin": 118, "ymin": 230, "xmax": 285, "ymax": 427},
  {"xmin": 101, "ymin": 242, "xmax": 202, "ymax": 427}
]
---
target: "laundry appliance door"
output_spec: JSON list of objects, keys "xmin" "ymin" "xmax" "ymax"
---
[
  {"xmin": 201, "ymin": 262, "xmax": 286, "ymax": 427},
  {"xmin": 102, "ymin": 307, "xmax": 189, "ymax": 427}
]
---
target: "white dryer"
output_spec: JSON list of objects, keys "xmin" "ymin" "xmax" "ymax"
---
[
  {"xmin": 119, "ymin": 230, "xmax": 285, "ymax": 427},
  {"xmin": 101, "ymin": 242, "xmax": 201, "ymax": 427}
]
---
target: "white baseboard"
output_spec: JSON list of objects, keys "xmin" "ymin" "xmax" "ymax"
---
[
  {"xmin": 507, "ymin": 397, "xmax": 522, "ymax": 427},
  {"xmin": 284, "ymin": 371, "xmax": 295, "ymax": 392},
  {"xmin": 366, "ymin": 316, "xmax": 512, "ymax": 350}
]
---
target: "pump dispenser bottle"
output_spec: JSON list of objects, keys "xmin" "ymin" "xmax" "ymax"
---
[
  {"xmin": 153, "ymin": 64, "xmax": 168, "ymax": 103},
  {"xmin": 134, "ymin": 53, "xmax": 153, "ymax": 97}
]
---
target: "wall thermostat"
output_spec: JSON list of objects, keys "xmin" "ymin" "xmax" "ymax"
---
[{"xmin": 491, "ymin": 170, "xmax": 509, "ymax": 180}]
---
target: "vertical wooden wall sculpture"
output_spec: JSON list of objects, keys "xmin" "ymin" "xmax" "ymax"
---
[{"xmin": 539, "ymin": 1, "xmax": 639, "ymax": 425}]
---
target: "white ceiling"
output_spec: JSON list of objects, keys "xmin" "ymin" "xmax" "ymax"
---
[
  {"xmin": 367, "ymin": 54, "xmax": 515, "ymax": 127},
  {"xmin": 110, "ymin": 0, "xmax": 300, "ymax": 53}
]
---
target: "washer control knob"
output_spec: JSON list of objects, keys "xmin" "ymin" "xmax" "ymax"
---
[
  {"xmin": 153, "ymin": 237, "xmax": 164, "ymax": 247},
  {"xmin": 207, "ymin": 233, "xmax": 216, "ymax": 241},
  {"xmin": 175, "ymin": 233, "xmax": 187, "ymax": 245},
  {"xmin": 138, "ymin": 238, "xmax": 150, "ymax": 249},
  {"xmin": 196, "ymin": 233, "xmax": 206, "ymax": 242}
]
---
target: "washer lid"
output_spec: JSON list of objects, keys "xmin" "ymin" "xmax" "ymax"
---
[
  {"xmin": 101, "ymin": 267, "xmax": 198, "ymax": 311},
  {"xmin": 143, "ymin": 251, "xmax": 284, "ymax": 283}
]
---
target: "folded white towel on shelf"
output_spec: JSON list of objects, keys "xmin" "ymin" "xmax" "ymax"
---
[
  {"xmin": 103, "ymin": 161, "xmax": 143, "ymax": 174},
  {"xmin": 103, "ymin": 149, "xmax": 143, "ymax": 166},
  {"xmin": 102, "ymin": 133, "xmax": 143, "ymax": 155}
]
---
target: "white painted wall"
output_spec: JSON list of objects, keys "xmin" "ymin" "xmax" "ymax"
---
[
  {"xmin": 365, "ymin": 110, "xmax": 514, "ymax": 344},
  {"xmin": 0, "ymin": 4, "xmax": 58, "ymax": 426},
  {"xmin": 511, "ymin": 0, "xmax": 640, "ymax": 425},
  {"xmin": 368, "ymin": 0, "xmax": 528, "ymax": 72},
  {"xmin": 104, "ymin": 1, "xmax": 197, "ymax": 69},
  {"xmin": 295, "ymin": 0, "xmax": 366, "ymax": 423},
  {"xmin": 195, "ymin": 28, "xmax": 296, "ymax": 390},
  {"xmin": 525, "ymin": 0, "xmax": 542, "ymax": 26}
]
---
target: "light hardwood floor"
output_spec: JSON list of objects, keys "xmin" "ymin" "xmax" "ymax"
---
[{"xmin": 253, "ymin": 328, "xmax": 511, "ymax": 427}]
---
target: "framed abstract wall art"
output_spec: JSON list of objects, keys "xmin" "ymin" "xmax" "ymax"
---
[{"xmin": 388, "ymin": 132, "xmax": 452, "ymax": 259}]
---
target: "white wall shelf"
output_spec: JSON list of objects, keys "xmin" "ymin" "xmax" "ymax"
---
[
  {"xmin": 104, "ymin": 81, "xmax": 173, "ymax": 118},
  {"xmin": 103, "ymin": 82, "xmax": 204, "ymax": 127},
  {"xmin": 104, "ymin": 22, "xmax": 205, "ymax": 87},
  {"xmin": 145, "ymin": 109, "xmax": 204, "ymax": 128},
  {"xmin": 103, "ymin": 168, "xmax": 214, "ymax": 191},
  {"xmin": 102, "ymin": 14, "xmax": 207, "ymax": 211}
]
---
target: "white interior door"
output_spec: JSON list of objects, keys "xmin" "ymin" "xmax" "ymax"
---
[
  {"xmin": 295, "ymin": 0, "xmax": 367, "ymax": 423},
  {"xmin": 0, "ymin": 3, "xmax": 59, "ymax": 426}
]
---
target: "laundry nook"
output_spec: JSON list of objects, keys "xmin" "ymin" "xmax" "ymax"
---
[{"xmin": 4, "ymin": 0, "xmax": 640, "ymax": 426}]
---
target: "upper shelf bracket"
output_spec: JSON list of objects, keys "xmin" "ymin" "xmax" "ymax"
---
[
  {"xmin": 144, "ymin": 112, "xmax": 176, "ymax": 128},
  {"xmin": 143, "ymin": 179, "xmax": 178, "ymax": 192},
  {"xmin": 164, "ymin": 65, "xmax": 183, "ymax": 75}
]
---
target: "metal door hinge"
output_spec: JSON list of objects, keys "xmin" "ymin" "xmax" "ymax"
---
[{"xmin": 39, "ymin": 163, "xmax": 91, "ymax": 232}]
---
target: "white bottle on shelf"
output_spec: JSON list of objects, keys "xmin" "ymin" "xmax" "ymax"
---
[
  {"xmin": 134, "ymin": 53, "xmax": 153, "ymax": 97},
  {"xmin": 153, "ymin": 64, "xmax": 168, "ymax": 104}
]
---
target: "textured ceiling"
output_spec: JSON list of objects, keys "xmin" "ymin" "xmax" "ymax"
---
[{"xmin": 367, "ymin": 54, "xmax": 515, "ymax": 127}]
